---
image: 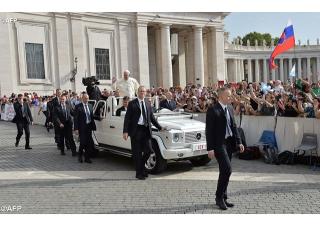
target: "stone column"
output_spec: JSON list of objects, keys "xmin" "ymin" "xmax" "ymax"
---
[
  {"xmin": 178, "ymin": 34, "xmax": 187, "ymax": 87},
  {"xmin": 225, "ymin": 59, "xmax": 228, "ymax": 82},
  {"xmin": 233, "ymin": 59, "xmax": 237, "ymax": 82},
  {"xmin": 255, "ymin": 59, "xmax": 260, "ymax": 82},
  {"xmin": 193, "ymin": 26, "xmax": 204, "ymax": 86},
  {"xmin": 307, "ymin": 57, "xmax": 311, "ymax": 81},
  {"xmin": 279, "ymin": 58, "xmax": 284, "ymax": 82},
  {"xmin": 297, "ymin": 57, "xmax": 302, "ymax": 78},
  {"xmin": 137, "ymin": 22, "xmax": 150, "ymax": 88},
  {"xmin": 154, "ymin": 27, "xmax": 163, "ymax": 87},
  {"xmin": 160, "ymin": 24, "xmax": 173, "ymax": 88},
  {"xmin": 263, "ymin": 58, "xmax": 268, "ymax": 82},
  {"xmin": 209, "ymin": 26, "xmax": 225, "ymax": 82},
  {"xmin": 247, "ymin": 59, "xmax": 252, "ymax": 82},
  {"xmin": 240, "ymin": 59, "xmax": 244, "ymax": 81},
  {"xmin": 235, "ymin": 59, "xmax": 239, "ymax": 82},
  {"xmin": 288, "ymin": 58, "xmax": 293, "ymax": 79}
]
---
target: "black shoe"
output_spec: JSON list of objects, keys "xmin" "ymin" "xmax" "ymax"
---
[
  {"xmin": 15, "ymin": 141, "xmax": 19, "ymax": 147},
  {"xmin": 215, "ymin": 198, "xmax": 227, "ymax": 210},
  {"xmin": 61, "ymin": 151, "xmax": 66, "ymax": 156},
  {"xmin": 136, "ymin": 175, "xmax": 145, "ymax": 180},
  {"xmin": 25, "ymin": 146, "xmax": 32, "ymax": 150},
  {"xmin": 78, "ymin": 156, "xmax": 83, "ymax": 163},
  {"xmin": 84, "ymin": 159, "xmax": 92, "ymax": 163},
  {"xmin": 224, "ymin": 199, "xmax": 234, "ymax": 208}
]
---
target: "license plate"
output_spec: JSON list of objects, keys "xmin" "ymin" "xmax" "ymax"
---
[{"xmin": 192, "ymin": 143, "xmax": 207, "ymax": 151}]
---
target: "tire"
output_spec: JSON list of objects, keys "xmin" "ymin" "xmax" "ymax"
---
[
  {"xmin": 190, "ymin": 155, "xmax": 211, "ymax": 166},
  {"xmin": 145, "ymin": 140, "xmax": 167, "ymax": 174}
]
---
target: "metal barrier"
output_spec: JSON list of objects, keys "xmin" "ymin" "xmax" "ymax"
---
[{"xmin": 2, "ymin": 104, "xmax": 320, "ymax": 154}]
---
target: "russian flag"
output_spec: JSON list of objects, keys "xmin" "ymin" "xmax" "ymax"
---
[{"xmin": 269, "ymin": 21, "xmax": 295, "ymax": 70}]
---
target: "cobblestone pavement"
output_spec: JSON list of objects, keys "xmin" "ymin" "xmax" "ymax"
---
[{"xmin": 0, "ymin": 120, "xmax": 320, "ymax": 214}]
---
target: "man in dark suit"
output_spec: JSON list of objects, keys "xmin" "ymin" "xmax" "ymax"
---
[
  {"xmin": 123, "ymin": 86, "xmax": 163, "ymax": 180},
  {"xmin": 116, "ymin": 96, "xmax": 129, "ymax": 116},
  {"xmin": 51, "ymin": 89, "xmax": 62, "ymax": 147},
  {"xmin": 159, "ymin": 92, "xmax": 176, "ymax": 111},
  {"xmin": 13, "ymin": 94, "xmax": 33, "ymax": 149},
  {"xmin": 53, "ymin": 95, "xmax": 77, "ymax": 156},
  {"xmin": 205, "ymin": 87, "xmax": 244, "ymax": 210},
  {"xmin": 74, "ymin": 93, "xmax": 96, "ymax": 163}
]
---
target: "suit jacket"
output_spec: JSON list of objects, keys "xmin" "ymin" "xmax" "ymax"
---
[
  {"xmin": 123, "ymin": 98, "xmax": 162, "ymax": 137},
  {"xmin": 47, "ymin": 101, "xmax": 54, "ymax": 121},
  {"xmin": 160, "ymin": 99, "xmax": 177, "ymax": 111},
  {"xmin": 74, "ymin": 102, "xmax": 96, "ymax": 132},
  {"xmin": 53, "ymin": 103, "xmax": 74, "ymax": 126},
  {"xmin": 13, "ymin": 102, "xmax": 33, "ymax": 124},
  {"xmin": 116, "ymin": 106, "xmax": 127, "ymax": 116},
  {"xmin": 205, "ymin": 102, "xmax": 242, "ymax": 152}
]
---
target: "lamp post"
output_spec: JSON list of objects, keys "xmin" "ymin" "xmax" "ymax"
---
[{"xmin": 70, "ymin": 57, "xmax": 78, "ymax": 82}]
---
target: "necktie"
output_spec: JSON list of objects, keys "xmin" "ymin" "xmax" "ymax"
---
[
  {"xmin": 62, "ymin": 104, "xmax": 67, "ymax": 120},
  {"xmin": 21, "ymin": 104, "xmax": 26, "ymax": 118},
  {"xmin": 224, "ymin": 107, "xmax": 232, "ymax": 138},
  {"xmin": 84, "ymin": 104, "xmax": 91, "ymax": 123},
  {"xmin": 141, "ymin": 101, "xmax": 148, "ymax": 127}
]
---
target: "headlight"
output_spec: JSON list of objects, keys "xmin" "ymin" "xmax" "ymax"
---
[{"xmin": 173, "ymin": 133, "xmax": 180, "ymax": 142}]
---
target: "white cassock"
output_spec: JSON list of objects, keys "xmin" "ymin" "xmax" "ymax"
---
[{"xmin": 112, "ymin": 77, "xmax": 140, "ymax": 98}]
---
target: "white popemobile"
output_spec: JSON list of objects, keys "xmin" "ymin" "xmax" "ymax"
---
[{"xmin": 90, "ymin": 96, "xmax": 210, "ymax": 174}]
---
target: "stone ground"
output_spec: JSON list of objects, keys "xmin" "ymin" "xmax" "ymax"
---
[{"xmin": 0, "ymin": 120, "xmax": 320, "ymax": 214}]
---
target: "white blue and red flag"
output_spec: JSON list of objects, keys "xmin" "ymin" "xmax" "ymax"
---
[{"xmin": 269, "ymin": 21, "xmax": 295, "ymax": 70}]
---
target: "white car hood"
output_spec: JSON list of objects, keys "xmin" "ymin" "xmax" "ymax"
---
[{"xmin": 158, "ymin": 118, "xmax": 205, "ymax": 131}]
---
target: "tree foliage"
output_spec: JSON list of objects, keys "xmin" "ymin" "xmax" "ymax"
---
[{"xmin": 240, "ymin": 32, "xmax": 279, "ymax": 46}]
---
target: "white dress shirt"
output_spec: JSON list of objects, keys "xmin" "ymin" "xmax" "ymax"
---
[
  {"xmin": 219, "ymin": 101, "xmax": 233, "ymax": 138},
  {"xmin": 137, "ymin": 98, "xmax": 147, "ymax": 125}
]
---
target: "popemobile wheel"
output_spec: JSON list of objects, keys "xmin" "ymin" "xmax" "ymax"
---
[{"xmin": 145, "ymin": 140, "xmax": 167, "ymax": 174}]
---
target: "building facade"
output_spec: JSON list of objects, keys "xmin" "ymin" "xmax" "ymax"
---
[{"xmin": 0, "ymin": 12, "xmax": 227, "ymax": 96}]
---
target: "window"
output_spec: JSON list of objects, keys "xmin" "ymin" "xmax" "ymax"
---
[
  {"xmin": 95, "ymin": 48, "xmax": 110, "ymax": 80},
  {"xmin": 25, "ymin": 43, "xmax": 45, "ymax": 79}
]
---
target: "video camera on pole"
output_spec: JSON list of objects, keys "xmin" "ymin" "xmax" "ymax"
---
[{"xmin": 82, "ymin": 76, "xmax": 101, "ymax": 101}]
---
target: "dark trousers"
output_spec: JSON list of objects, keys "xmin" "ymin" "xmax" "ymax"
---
[
  {"xmin": 42, "ymin": 111, "xmax": 49, "ymax": 127},
  {"xmin": 215, "ymin": 137, "xmax": 234, "ymax": 200},
  {"xmin": 54, "ymin": 124, "xmax": 60, "ymax": 144},
  {"xmin": 16, "ymin": 118, "xmax": 30, "ymax": 147},
  {"xmin": 78, "ymin": 125, "xmax": 94, "ymax": 160},
  {"xmin": 130, "ymin": 125, "xmax": 153, "ymax": 177},
  {"xmin": 58, "ymin": 122, "xmax": 76, "ymax": 152}
]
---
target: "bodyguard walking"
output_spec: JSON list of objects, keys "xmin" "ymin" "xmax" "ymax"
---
[
  {"xmin": 13, "ymin": 94, "xmax": 33, "ymax": 149},
  {"xmin": 74, "ymin": 93, "xmax": 96, "ymax": 163},
  {"xmin": 123, "ymin": 86, "xmax": 163, "ymax": 180},
  {"xmin": 53, "ymin": 95, "xmax": 77, "ymax": 156},
  {"xmin": 205, "ymin": 87, "xmax": 244, "ymax": 210}
]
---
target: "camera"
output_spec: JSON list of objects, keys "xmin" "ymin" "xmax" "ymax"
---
[
  {"xmin": 82, "ymin": 76, "xmax": 100, "ymax": 87},
  {"xmin": 82, "ymin": 76, "xmax": 101, "ymax": 101}
]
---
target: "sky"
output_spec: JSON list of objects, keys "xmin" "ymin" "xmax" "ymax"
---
[{"xmin": 224, "ymin": 13, "xmax": 320, "ymax": 45}]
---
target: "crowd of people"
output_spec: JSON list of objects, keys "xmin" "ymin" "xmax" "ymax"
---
[
  {"xmin": 2, "ymin": 76, "xmax": 320, "ymax": 121},
  {"xmin": 2, "ymin": 77, "xmax": 320, "ymax": 120}
]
